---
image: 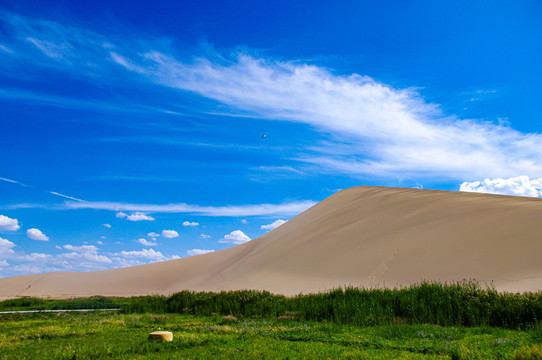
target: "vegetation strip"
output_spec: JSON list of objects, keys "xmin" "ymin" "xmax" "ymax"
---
[
  {"xmin": 1, "ymin": 281, "xmax": 541, "ymax": 330},
  {"xmin": 120, "ymin": 281, "xmax": 542, "ymax": 330},
  {"xmin": 0, "ymin": 308, "xmax": 119, "ymax": 314}
]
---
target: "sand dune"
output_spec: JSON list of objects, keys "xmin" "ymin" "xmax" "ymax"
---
[{"xmin": 1, "ymin": 186, "xmax": 542, "ymax": 299}]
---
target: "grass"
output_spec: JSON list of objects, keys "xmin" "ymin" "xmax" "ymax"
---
[
  {"xmin": 1, "ymin": 281, "xmax": 541, "ymax": 358},
  {"xmin": 0, "ymin": 296, "xmax": 119, "ymax": 312},
  {"xmin": 120, "ymin": 281, "xmax": 542, "ymax": 329},
  {"xmin": 1, "ymin": 311, "xmax": 541, "ymax": 359}
]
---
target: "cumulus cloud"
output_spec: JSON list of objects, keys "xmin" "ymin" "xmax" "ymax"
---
[
  {"xmin": 161, "ymin": 229, "xmax": 179, "ymax": 238},
  {"xmin": 261, "ymin": 219, "xmax": 287, "ymax": 231},
  {"xmin": 182, "ymin": 221, "xmax": 199, "ymax": 227},
  {"xmin": 116, "ymin": 212, "xmax": 154, "ymax": 221},
  {"xmin": 0, "ymin": 260, "xmax": 8, "ymax": 267},
  {"xmin": 114, "ymin": 248, "xmax": 166, "ymax": 260},
  {"xmin": 26, "ymin": 228, "xmax": 49, "ymax": 241},
  {"xmin": 219, "ymin": 230, "xmax": 251, "ymax": 244},
  {"xmin": 0, "ymin": 236, "xmax": 181, "ymax": 275},
  {"xmin": 0, "ymin": 237, "xmax": 15, "ymax": 255},
  {"xmin": 0, "ymin": 215, "xmax": 20, "ymax": 231},
  {"xmin": 136, "ymin": 238, "xmax": 157, "ymax": 246},
  {"xmin": 459, "ymin": 176, "xmax": 542, "ymax": 197},
  {"xmin": 102, "ymin": 223, "xmax": 111, "ymax": 228},
  {"xmin": 187, "ymin": 249, "xmax": 215, "ymax": 256},
  {"xmin": 200, "ymin": 234, "xmax": 211, "ymax": 239}
]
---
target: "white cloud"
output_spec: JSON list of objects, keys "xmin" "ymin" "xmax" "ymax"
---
[
  {"xmin": 114, "ymin": 248, "xmax": 166, "ymax": 260},
  {"xmin": 62, "ymin": 244, "xmax": 98, "ymax": 253},
  {"xmin": 161, "ymin": 229, "xmax": 179, "ymax": 238},
  {"xmin": 0, "ymin": 260, "xmax": 8, "ymax": 267},
  {"xmin": 102, "ymin": 223, "xmax": 111, "ymax": 228},
  {"xmin": 26, "ymin": 228, "xmax": 49, "ymax": 241},
  {"xmin": 0, "ymin": 215, "xmax": 20, "ymax": 231},
  {"xmin": 59, "ymin": 251, "xmax": 112, "ymax": 264},
  {"xmin": 219, "ymin": 230, "xmax": 251, "ymax": 244},
  {"xmin": 0, "ymin": 237, "xmax": 15, "ymax": 254},
  {"xmin": 49, "ymin": 191, "xmax": 84, "ymax": 202},
  {"xmin": 261, "ymin": 219, "xmax": 287, "ymax": 231},
  {"xmin": 148, "ymin": 232, "xmax": 160, "ymax": 238},
  {"xmin": 182, "ymin": 221, "xmax": 199, "ymax": 227},
  {"xmin": 459, "ymin": 176, "xmax": 542, "ymax": 197},
  {"xmin": 187, "ymin": 249, "xmax": 215, "ymax": 256},
  {"xmin": 241, "ymin": 219, "xmax": 248, "ymax": 224},
  {"xmin": 67, "ymin": 200, "xmax": 316, "ymax": 217},
  {"xmin": 113, "ymin": 48, "xmax": 542, "ymax": 181},
  {"xmin": 116, "ymin": 212, "xmax": 154, "ymax": 221},
  {"xmin": 136, "ymin": 238, "xmax": 157, "ymax": 246},
  {"xmin": 97, "ymin": 240, "xmax": 104, "ymax": 245},
  {"xmin": 0, "ymin": 235, "xmax": 184, "ymax": 276},
  {"xmin": 200, "ymin": 234, "xmax": 211, "ymax": 239},
  {"xmin": 0, "ymin": 177, "xmax": 30, "ymax": 186},
  {"xmin": 0, "ymin": 44, "xmax": 14, "ymax": 54}
]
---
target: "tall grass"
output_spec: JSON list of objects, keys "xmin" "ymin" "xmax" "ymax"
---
[
  {"xmin": 120, "ymin": 281, "xmax": 542, "ymax": 329},
  {"xmin": 3, "ymin": 281, "xmax": 541, "ymax": 329},
  {"xmin": 0, "ymin": 296, "xmax": 119, "ymax": 311}
]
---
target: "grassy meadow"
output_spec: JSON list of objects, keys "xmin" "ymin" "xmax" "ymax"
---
[{"xmin": 1, "ymin": 282, "xmax": 541, "ymax": 359}]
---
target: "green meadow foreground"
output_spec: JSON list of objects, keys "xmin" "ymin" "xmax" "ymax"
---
[
  {"xmin": 0, "ymin": 312, "xmax": 541, "ymax": 359},
  {"xmin": 1, "ymin": 283, "xmax": 542, "ymax": 359}
]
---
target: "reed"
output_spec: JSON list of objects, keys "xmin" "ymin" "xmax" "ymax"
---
[
  {"xmin": 2, "ymin": 281, "xmax": 540, "ymax": 329},
  {"xmin": 118, "ymin": 281, "xmax": 542, "ymax": 329}
]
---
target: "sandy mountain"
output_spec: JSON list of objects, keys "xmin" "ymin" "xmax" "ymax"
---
[{"xmin": 1, "ymin": 186, "xmax": 541, "ymax": 299}]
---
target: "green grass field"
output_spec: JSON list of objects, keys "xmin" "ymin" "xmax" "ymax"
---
[
  {"xmin": 0, "ymin": 311, "xmax": 541, "ymax": 359},
  {"xmin": 1, "ymin": 283, "xmax": 542, "ymax": 359}
]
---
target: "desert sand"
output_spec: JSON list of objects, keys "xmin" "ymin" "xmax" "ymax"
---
[{"xmin": 1, "ymin": 186, "xmax": 542, "ymax": 299}]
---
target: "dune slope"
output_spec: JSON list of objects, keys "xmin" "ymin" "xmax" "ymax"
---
[{"xmin": 1, "ymin": 186, "xmax": 542, "ymax": 298}]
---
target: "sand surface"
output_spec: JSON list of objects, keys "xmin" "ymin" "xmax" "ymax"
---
[{"xmin": 1, "ymin": 186, "xmax": 542, "ymax": 299}]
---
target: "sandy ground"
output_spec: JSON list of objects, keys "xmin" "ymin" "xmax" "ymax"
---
[{"xmin": 1, "ymin": 186, "xmax": 542, "ymax": 299}]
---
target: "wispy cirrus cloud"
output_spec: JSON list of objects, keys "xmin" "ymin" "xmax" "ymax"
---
[
  {"xmin": 49, "ymin": 191, "xmax": 84, "ymax": 202},
  {"xmin": 2, "ymin": 10, "xmax": 542, "ymax": 184},
  {"xmin": 0, "ymin": 177, "xmax": 30, "ymax": 187}
]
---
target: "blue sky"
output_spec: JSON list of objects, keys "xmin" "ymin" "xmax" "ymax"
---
[{"xmin": 1, "ymin": 0, "xmax": 542, "ymax": 276}]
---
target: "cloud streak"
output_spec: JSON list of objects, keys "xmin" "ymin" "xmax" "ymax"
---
[{"xmin": 65, "ymin": 200, "xmax": 316, "ymax": 217}]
